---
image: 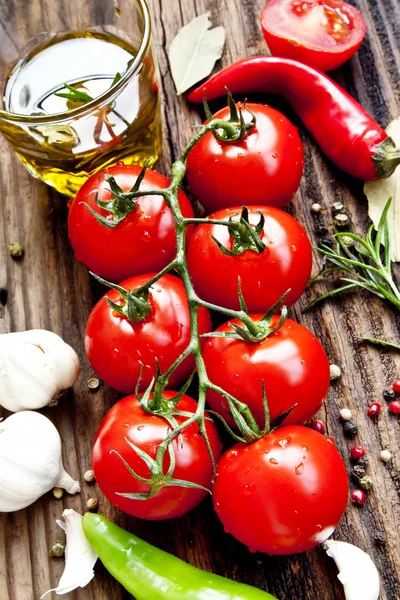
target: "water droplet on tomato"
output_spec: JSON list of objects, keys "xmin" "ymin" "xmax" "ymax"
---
[
  {"xmin": 116, "ymin": 161, "xmax": 124, "ymax": 166},
  {"xmin": 275, "ymin": 435, "xmax": 292, "ymax": 448},
  {"xmin": 264, "ymin": 449, "xmax": 270, "ymax": 455},
  {"xmin": 269, "ymin": 458, "xmax": 279, "ymax": 465},
  {"xmin": 291, "ymin": 245, "xmax": 297, "ymax": 252},
  {"xmin": 301, "ymin": 359, "xmax": 306, "ymax": 365},
  {"xmin": 224, "ymin": 527, "xmax": 230, "ymax": 534},
  {"xmin": 248, "ymin": 547, "xmax": 257, "ymax": 553},
  {"xmin": 227, "ymin": 449, "xmax": 238, "ymax": 459},
  {"xmin": 137, "ymin": 425, "xmax": 145, "ymax": 431},
  {"xmin": 295, "ymin": 462, "xmax": 304, "ymax": 475},
  {"xmin": 302, "ymin": 446, "xmax": 308, "ymax": 452},
  {"xmin": 302, "ymin": 455, "xmax": 307, "ymax": 460},
  {"xmin": 244, "ymin": 483, "xmax": 255, "ymax": 496},
  {"xmin": 123, "ymin": 423, "xmax": 130, "ymax": 428},
  {"xmin": 316, "ymin": 524, "xmax": 323, "ymax": 532},
  {"xmin": 244, "ymin": 467, "xmax": 250, "ymax": 475},
  {"xmin": 272, "ymin": 152, "xmax": 278, "ymax": 159}
]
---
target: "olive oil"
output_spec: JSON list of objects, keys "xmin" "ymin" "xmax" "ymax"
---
[{"xmin": 1, "ymin": 31, "xmax": 161, "ymax": 196}]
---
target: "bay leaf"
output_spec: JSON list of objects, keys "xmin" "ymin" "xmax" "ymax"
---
[
  {"xmin": 169, "ymin": 13, "xmax": 225, "ymax": 96},
  {"xmin": 37, "ymin": 124, "xmax": 76, "ymax": 144},
  {"xmin": 364, "ymin": 118, "xmax": 400, "ymax": 262}
]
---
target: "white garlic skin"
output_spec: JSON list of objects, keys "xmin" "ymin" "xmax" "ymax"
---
[
  {"xmin": 0, "ymin": 329, "xmax": 80, "ymax": 411},
  {"xmin": 0, "ymin": 411, "xmax": 80, "ymax": 512}
]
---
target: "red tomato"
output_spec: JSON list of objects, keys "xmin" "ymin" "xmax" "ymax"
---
[
  {"xmin": 203, "ymin": 314, "xmax": 330, "ymax": 427},
  {"xmin": 92, "ymin": 392, "xmax": 222, "ymax": 520},
  {"xmin": 213, "ymin": 427, "xmax": 349, "ymax": 554},
  {"xmin": 187, "ymin": 206, "xmax": 312, "ymax": 312},
  {"xmin": 68, "ymin": 164, "xmax": 194, "ymax": 281},
  {"xmin": 186, "ymin": 103, "xmax": 303, "ymax": 212},
  {"xmin": 85, "ymin": 273, "xmax": 211, "ymax": 393},
  {"xmin": 261, "ymin": 0, "xmax": 366, "ymax": 72}
]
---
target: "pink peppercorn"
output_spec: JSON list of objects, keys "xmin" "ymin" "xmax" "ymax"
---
[
  {"xmin": 350, "ymin": 445, "xmax": 366, "ymax": 460},
  {"xmin": 311, "ymin": 419, "xmax": 326, "ymax": 434},
  {"xmin": 351, "ymin": 489, "xmax": 366, "ymax": 506},
  {"xmin": 392, "ymin": 380, "xmax": 400, "ymax": 394},
  {"xmin": 367, "ymin": 402, "xmax": 381, "ymax": 418},
  {"xmin": 389, "ymin": 400, "xmax": 400, "ymax": 415}
]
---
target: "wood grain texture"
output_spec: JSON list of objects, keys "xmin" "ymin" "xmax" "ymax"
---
[{"xmin": 0, "ymin": 0, "xmax": 399, "ymax": 598}]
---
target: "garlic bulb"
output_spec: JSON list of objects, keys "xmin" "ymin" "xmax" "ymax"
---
[
  {"xmin": 0, "ymin": 329, "xmax": 80, "ymax": 411},
  {"xmin": 41, "ymin": 509, "xmax": 98, "ymax": 598},
  {"xmin": 323, "ymin": 539, "xmax": 380, "ymax": 600},
  {"xmin": 0, "ymin": 411, "xmax": 80, "ymax": 512}
]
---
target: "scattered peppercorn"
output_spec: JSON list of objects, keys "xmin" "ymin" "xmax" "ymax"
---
[
  {"xmin": 380, "ymin": 449, "xmax": 391, "ymax": 463},
  {"xmin": 357, "ymin": 455, "xmax": 369, "ymax": 469},
  {"xmin": 53, "ymin": 487, "xmax": 64, "ymax": 499},
  {"xmin": 392, "ymin": 380, "xmax": 400, "ymax": 394},
  {"xmin": 8, "ymin": 241, "xmax": 24, "ymax": 258},
  {"xmin": 87, "ymin": 377, "xmax": 100, "ymax": 390},
  {"xmin": 311, "ymin": 419, "xmax": 326, "ymax": 434},
  {"xmin": 339, "ymin": 408, "xmax": 352, "ymax": 421},
  {"xmin": 374, "ymin": 532, "xmax": 386, "ymax": 546},
  {"xmin": 87, "ymin": 497, "xmax": 98, "ymax": 511},
  {"xmin": 340, "ymin": 235, "xmax": 354, "ymax": 247},
  {"xmin": 359, "ymin": 475, "xmax": 373, "ymax": 491},
  {"xmin": 84, "ymin": 469, "xmax": 96, "ymax": 483},
  {"xmin": 351, "ymin": 464, "xmax": 366, "ymax": 480},
  {"xmin": 389, "ymin": 400, "xmax": 400, "ymax": 415},
  {"xmin": 343, "ymin": 421, "xmax": 358, "ymax": 436},
  {"xmin": 311, "ymin": 203, "xmax": 322, "ymax": 213},
  {"xmin": 350, "ymin": 445, "xmax": 365, "ymax": 461},
  {"xmin": 383, "ymin": 388, "xmax": 396, "ymax": 402},
  {"xmin": 334, "ymin": 213, "xmax": 349, "ymax": 227},
  {"xmin": 320, "ymin": 236, "xmax": 333, "ymax": 249},
  {"xmin": 49, "ymin": 541, "xmax": 65, "ymax": 558},
  {"xmin": 351, "ymin": 489, "xmax": 366, "ymax": 505},
  {"xmin": 332, "ymin": 202, "xmax": 345, "ymax": 213},
  {"xmin": 367, "ymin": 402, "xmax": 381, "ymax": 418},
  {"xmin": 329, "ymin": 364, "xmax": 341, "ymax": 380}
]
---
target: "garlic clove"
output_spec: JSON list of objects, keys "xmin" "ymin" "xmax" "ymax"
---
[
  {"xmin": 41, "ymin": 509, "xmax": 98, "ymax": 597},
  {"xmin": 323, "ymin": 539, "xmax": 380, "ymax": 600},
  {"xmin": 0, "ymin": 329, "xmax": 80, "ymax": 412},
  {"xmin": 0, "ymin": 411, "xmax": 80, "ymax": 512}
]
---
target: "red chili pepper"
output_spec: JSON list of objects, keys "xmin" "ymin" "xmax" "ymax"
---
[{"xmin": 187, "ymin": 57, "xmax": 400, "ymax": 181}]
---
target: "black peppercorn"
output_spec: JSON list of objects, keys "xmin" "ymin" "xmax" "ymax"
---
[
  {"xmin": 374, "ymin": 532, "xmax": 386, "ymax": 547},
  {"xmin": 357, "ymin": 455, "xmax": 369, "ymax": 468},
  {"xmin": 351, "ymin": 464, "xmax": 366, "ymax": 480},
  {"xmin": 383, "ymin": 388, "xmax": 396, "ymax": 402},
  {"xmin": 343, "ymin": 420, "xmax": 358, "ymax": 436}
]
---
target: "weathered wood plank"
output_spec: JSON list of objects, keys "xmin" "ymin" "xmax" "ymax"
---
[{"xmin": 1, "ymin": 0, "xmax": 399, "ymax": 598}]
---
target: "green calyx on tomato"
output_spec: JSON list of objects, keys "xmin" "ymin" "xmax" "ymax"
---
[
  {"xmin": 91, "ymin": 272, "xmax": 152, "ymax": 323},
  {"xmin": 82, "ymin": 163, "xmax": 149, "ymax": 228},
  {"xmin": 213, "ymin": 206, "xmax": 266, "ymax": 256},
  {"xmin": 204, "ymin": 89, "xmax": 256, "ymax": 143},
  {"xmin": 205, "ymin": 285, "xmax": 289, "ymax": 343}
]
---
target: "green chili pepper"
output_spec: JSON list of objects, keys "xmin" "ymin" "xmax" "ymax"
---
[{"xmin": 82, "ymin": 513, "xmax": 279, "ymax": 600}]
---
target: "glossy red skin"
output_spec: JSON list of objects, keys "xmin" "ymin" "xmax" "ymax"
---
[
  {"xmin": 68, "ymin": 164, "xmax": 194, "ymax": 281},
  {"xmin": 187, "ymin": 57, "xmax": 387, "ymax": 180},
  {"xmin": 85, "ymin": 273, "xmax": 211, "ymax": 393},
  {"xmin": 261, "ymin": 0, "xmax": 366, "ymax": 72},
  {"xmin": 186, "ymin": 103, "xmax": 304, "ymax": 211},
  {"xmin": 203, "ymin": 315, "xmax": 330, "ymax": 427},
  {"xmin": 187, "ymin": 206, "xmax": 312, "ymax": 312},
  {"xmin": 213, "ymin": 426, "xmax": 349, "ymax": 554},
  {"xmin": 92, "ymin": 393, "xmax": 222, "ymax": 520}
]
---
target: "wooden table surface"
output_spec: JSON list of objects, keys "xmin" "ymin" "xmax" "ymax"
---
[{"xmin": 1, "ymin": 0, "xmax": 400, "ymax": 598}]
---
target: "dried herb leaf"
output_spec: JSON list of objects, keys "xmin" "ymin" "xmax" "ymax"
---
[
  {"xmin": 169, "ymin": 13, "xmax": 225, "ymax": 95},
  {"xmin": 37, "ymin": 124, "xmax": 76, "ymax": 144},
  {"xmin": 365, "ymin": 118, "xmax": 400, "ymax": 262}
]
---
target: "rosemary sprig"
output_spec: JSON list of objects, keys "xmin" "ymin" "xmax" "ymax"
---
[
  {"xmin": 55, "ymin": 72, "xmax": 122, "ymax": 104},
  {"xmin": 361, "ymin": 337, "xmax": 400, "ymax": 351},
  {"xmin": 305, "ymin": 197, "xmax": 400, "ymax": 312}
]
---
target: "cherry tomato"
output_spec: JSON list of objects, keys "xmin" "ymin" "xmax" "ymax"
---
[
  {"xmin": 68, "ymin": 164, "xmax": 194, "ymax": 281},
  {"xmin": 187, "ymin": 206, "xmax": 312, "ymax": 312},
  {"xmin": 85, "ymin": 273, "xmax": 211, "ymax": 393},
  {"xmin": 261, "ymin": 0, "xmax": 366, "ymax": 72},
  {"xmin": 186, "ymin": 103, "xmax": 303, "ymax": 212},
  {"xmin": 203, "ymin": 314, "xmax": 330, "ymax": 427},
  {"xmin": 213, "ymin": 426, "xmax": 349, "ymax": 554},
  {"xmin": 92, "ymin": 392, "xmax": 222, "ymax": 520}
]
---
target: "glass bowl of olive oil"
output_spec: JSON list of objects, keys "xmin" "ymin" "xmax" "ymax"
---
[{"xmin": 0, "ymin": 0, "xmax": 161, "ymax": 197}]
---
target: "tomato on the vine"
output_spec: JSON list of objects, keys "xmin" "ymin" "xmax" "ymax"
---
[
  {"xmin": 85, "ymin": 273, "xmax": 211, "ymax": 393},
  {"xmin": 68, "ymin": 164, "xmax": 194, "ymax": 281},
  {"xmin": 213, "ymin": 426, "xmax": 348, "ymax": 554},
  {"xmin": 187, "ymin": 206, "xmax": 312, "ymax": 312},
  {"xmin": 186, "ymin": 103, "xmax": 303, "ymax": 212},
  {"xmin": 92, "ymin": 392, "xmax": 222, "ymax": 520},
  {"xmin": 203, "ymin": 314, "xmax": 330, "ymax": 427},
  {"xmin": 261, "ymin": 0, "xmax": 366, "ymax": 72}
]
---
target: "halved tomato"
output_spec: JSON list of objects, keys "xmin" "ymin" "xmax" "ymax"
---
[{"xmin": 261, "ymin": 0, "xmax": 366, "ymax": 72}]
